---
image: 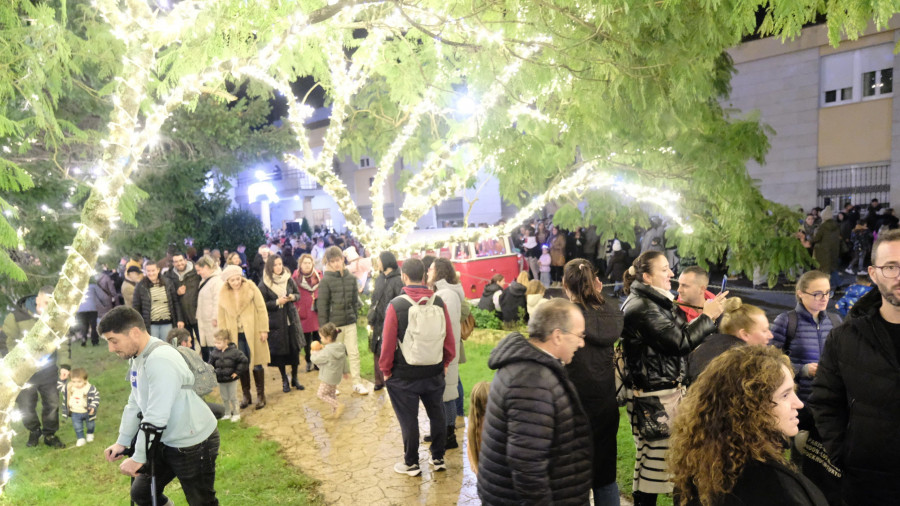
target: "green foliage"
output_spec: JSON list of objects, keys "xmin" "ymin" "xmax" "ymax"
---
[
  {"xmin": 2, "ymin": 345, "xmax": 322, "ymax": 505},
  {"xmin": 203, "ymin": 208, "xmax": 266, "ymax": 253},
  {"xmin": 471, "ymin": 306, "xmax": 502, "ymax": 330}
]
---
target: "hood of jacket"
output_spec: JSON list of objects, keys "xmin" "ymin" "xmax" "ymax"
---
[
  {"xmin": 488, "ymin": 332, "xmax": 563, "ymax": 373},
  {"xmin": 482, "ymin": 283, "xmax": 502, "ymax": 297},
  {"xmin": 434, "ymin": 279, "xmax": 465, "ymax": 303},
  {"xmin": 323, "ymin": 268, "xmax": 350, "ymax": 280},
  {"xmin": 505, "ymin": 281, "xmax": 527, "ymax": 297},
  {"xmin": 627, "ymin": 280, "xmax": 674, "ymax": 310},
  {"xmin": 401, "ymin": 285, "xmax": 435, "ymax": 301}
]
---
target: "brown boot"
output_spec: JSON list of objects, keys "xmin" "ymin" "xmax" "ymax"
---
[
  {"xmin": 239, "ymin": 370, "xmax": 252, "ymax": 409},
  {"xmin": 253, "ymin": 367, "xmax": 267, "ymax": 410}
]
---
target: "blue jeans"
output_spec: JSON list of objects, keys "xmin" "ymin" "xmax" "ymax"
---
[
  {"xmin": 149, "ymin": 323, "xmax": 173, "ymax": 341},
  {"xmin": 455, "ymin": 377, "xmax": 464, "ymax": 417},
  {"xmin": 594, "ymin": 482, "xmax": 621, "ymax": 506},
  {"xmin": 71, "ymin": 412, "xmax": 95, "ymax": 439},
  {"xmin": 131, "ymin": 429, "xmax": 219, "ymax": 506}
]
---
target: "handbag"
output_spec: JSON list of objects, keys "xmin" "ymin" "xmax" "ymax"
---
[
  {"xmin": 460, "ymin": 313, "xmax": 475, "ymax": 340},
  {"xmin": 632, "ymin": 388, "xmax": 683, "ymax": 442},
  {"xmin": 632, "ymin": 395, "xmax": 671, "ymax": 441}
]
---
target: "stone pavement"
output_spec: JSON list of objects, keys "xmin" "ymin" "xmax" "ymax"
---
[{"xmin": 239, "ymin": 369, "xmax": 480, "ymax": 505}]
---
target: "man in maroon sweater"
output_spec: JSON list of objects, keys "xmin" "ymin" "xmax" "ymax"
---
[{"xmin": 379, "ymin": 258, "xmax": 456, "ymax": 477}]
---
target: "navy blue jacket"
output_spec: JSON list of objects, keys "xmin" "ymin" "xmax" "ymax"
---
[{"xmin": 771, "ymin": 303, "xmax": 839, "ymax": 402}]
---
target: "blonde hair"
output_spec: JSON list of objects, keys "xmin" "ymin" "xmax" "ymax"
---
[
  {"xmin": 214, "ymin": 329, "xmax": 233, "ymax": 344},
  {"xmin": 525, "ymin": 279, "xmax": 545, "ymax": 296},
  {"xmin": 70, "ymin": 367, "xmax": 88, "ymax": 381},
  {"xmin": 515, "ymin": 271, "xmax": 530, "ymax": 285},
  {"xmin": 467, "ymin": 382, "xmax": 491, "ymax": 474},
  {"xmin": 719, "ymin": 297, "xmax": 766, "ymax": 337}
]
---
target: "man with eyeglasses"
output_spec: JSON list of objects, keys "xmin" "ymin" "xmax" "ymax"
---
[
  {"xmin": 810, "ymin": 229, "xmax": 900, "ymax": 505},
  {"xmin": 477, "ymin": 298, "xmax": 592, "ymax": 505}
]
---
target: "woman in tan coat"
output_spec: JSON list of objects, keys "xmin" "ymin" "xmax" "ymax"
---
[{"xmin": 218, "ymin": 265, "xmax": 270, "ymax": 410}]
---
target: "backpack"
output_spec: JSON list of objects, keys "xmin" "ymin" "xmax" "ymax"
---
[
  {"xmin": 398, "ymin": 294, "xmax": 446, "ymax": 366},
  {"xmin": 783, "ymin": 310, "xmax": 842, "ymax": 355},
  {"xmin": 144, "ymin": 340, "xmax": 218, "ymax": 397}
]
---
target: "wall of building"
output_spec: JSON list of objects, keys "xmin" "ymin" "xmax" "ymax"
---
[{"xmin": 727, "ymin": 17, "xmax": 900, "ymax": 210}]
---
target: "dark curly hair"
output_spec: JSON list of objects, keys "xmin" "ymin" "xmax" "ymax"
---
[{"xmin": 669, "ymin": 346, "xmax": 793, "ymax": 506}]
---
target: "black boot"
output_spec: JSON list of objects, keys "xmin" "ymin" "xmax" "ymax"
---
[
  {"xmin": 291, "ymin": 366, "xmax": 304, "ymax": 390},
  {"xmin": 280, "ymin": 367, "xmax": 290, "ymax": 393},
  {"xmin": 253, "ymin": 367, "xmax": 267, "ymax": 410},
  {"xmin": 26, "ymin": 430, "xmax": 41, "ymax": 447},
  {"xmin": 445, "ymin": 425, "xmax": 459, "ymax": 449},
  {"xmin": 43, "ymin": 434, "xmax": 66, "ymax": 449},
  {"xmin": 306, "ymin": 361, "xmax": 313, "ymax": 373},
  {"xmin": 239, "ymin": 370, "xmax": 252, "ymax": 409},
  {"xmin": 633, "ymin": 491, "xmax": 658, "ymax": 506}
]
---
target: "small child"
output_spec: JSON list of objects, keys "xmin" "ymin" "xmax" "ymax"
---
[
  {"xmin": 310, "ymin": 323, "xmax": 349, "ymax": 419},
  {"xmin": 208, "ymin": 329, "xmax": 250, "ymax": 422},
  {"xmin": 467, "ymin": 381, "xmax": 490, "ymax": 475},
  {"xmin": 835, "ymin": 275, "xmax": 874, "ymax": 317},
  {"xmin": 539, "ymin": 245, "xmax": 552, "ymax": 287},
  {"xmin": 58, "ymin": 367, "xmax": 100, "ymax": 447}
]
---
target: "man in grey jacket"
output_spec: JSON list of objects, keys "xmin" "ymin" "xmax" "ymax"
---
[{"xmin": 100, "ymin": 306, "xmax": 219, "ymax": 506}]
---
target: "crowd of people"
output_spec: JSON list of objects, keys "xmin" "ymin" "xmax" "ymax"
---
[{"xmin": 4, "ymin": 214, "xmax": 900, "ymax": 505}]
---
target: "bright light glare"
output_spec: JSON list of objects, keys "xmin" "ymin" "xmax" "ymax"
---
[{"xmin": 457, "ymin": 96, "xmax": 477, "ymax": 116}]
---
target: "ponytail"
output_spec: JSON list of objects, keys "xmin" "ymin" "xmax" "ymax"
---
[
  {"xmin": 563, "ymin": 259, "xmax": 604, "ymax": 308},
  {"xmin": 623, "ymin": 250, "xmax": 665, "ymax": 295}
]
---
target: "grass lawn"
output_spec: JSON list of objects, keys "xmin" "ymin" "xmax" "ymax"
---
[{"xmin": 1, "ymin": 342, "xmax": 322, "ymax": 505}]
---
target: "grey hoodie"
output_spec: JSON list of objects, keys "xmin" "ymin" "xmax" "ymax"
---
[{"xmin": 311, "ymin": 342, "xmax": 350, "ymax": 386}]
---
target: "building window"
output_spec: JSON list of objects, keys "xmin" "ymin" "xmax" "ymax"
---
[
  {"xmin": 820, "ymin": 44, "xmax": 894, "ymax": 107},
  {"xmin": 863, "ymin": 68, "xmax": 893, "ymax": 98},
  {"xmin": 360, "ymin": 157, "xmax": 372, "ymax": 167},
  {"xmin": 817, "ymin": 162, "xmax": 890, "ymax": 209}
]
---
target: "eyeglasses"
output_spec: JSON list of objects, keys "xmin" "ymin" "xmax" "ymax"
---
[
  {"xmin": 872, "ymin": 265, "xmax": 900, "ymax": 278},
  {"xmin": 800, "ymin": 291, "xmax": 834, "ymax": 301},
  {"xmin": 558, "ymin": 329, "xmax": 585, "ymax": 340}
]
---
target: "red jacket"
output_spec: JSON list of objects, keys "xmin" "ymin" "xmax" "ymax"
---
[
  {"xmin": 677, "ymin": 289, "xmax": 715, "ymax": 323},
  {"xmin": 379, "ymin": 285, "xmax": 456, "ymax": 378}
]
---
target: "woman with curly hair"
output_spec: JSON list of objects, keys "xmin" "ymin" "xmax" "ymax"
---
[{"xmin": 669, "ymin": 346, "xmax": 827, "ymax": 506}]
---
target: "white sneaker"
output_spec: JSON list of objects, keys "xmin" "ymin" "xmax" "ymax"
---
[
  {"xmin": 231, "ymin": 414, "xmax": 241, "ymax": 422},
  {"xmin": 85, "ymin": 434, "xmax": 94, "ymax": 443},
  {"xmin": 353, "ymin": 384, "xmax": 369, "ymax": 395},
  {"xmin": 75, "ymin": 438, "xmax": 86, "ymax": 447},
  {"xmin": 393, "ymin": 462, "xmax": 421, "ymax": 476}
]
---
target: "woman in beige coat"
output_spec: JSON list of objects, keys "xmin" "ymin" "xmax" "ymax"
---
[
  {"xmin": 195, "ymin": 255, "xmax": 224, "ymax": 362},
  {"xmin": 218, "ymin": 265, "xmax": 270, "ymax": 410}
]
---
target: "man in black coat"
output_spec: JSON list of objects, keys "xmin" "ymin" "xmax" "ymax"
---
[
  {"xmin": 477, "ymin": 298, "xmax": 592, "ymax": 505},
  {"xmin": 165, "ymin": 252, "xmax": 201, "ymax": 350},
  {"xmin": 809, "ymin": 229, "xmax": 900, "ymax": 506}
]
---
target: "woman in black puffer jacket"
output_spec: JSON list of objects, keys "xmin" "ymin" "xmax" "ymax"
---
[
  {"xmin": 366, "ymin": 251, "xmax": 404, "ymax": 391},
  {"xmin": 621, "ymin": 251, "xmax": 724, "ymax": 506},
  {"xmin": 562, "ymin": 259, "xmax": 623, "ymax": 505}
]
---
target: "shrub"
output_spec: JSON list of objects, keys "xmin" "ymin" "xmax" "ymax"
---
[{"xmin": 471, "ymin": 306, "xmax": 502, "ymax": 330}]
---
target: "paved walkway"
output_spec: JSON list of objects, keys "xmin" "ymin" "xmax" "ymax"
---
[{"xmin": 239, "ymin": 369, "xmax": 480, "ymax": 505}]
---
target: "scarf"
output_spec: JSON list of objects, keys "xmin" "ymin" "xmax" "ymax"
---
[
  {"xmin": 264, "ymin": 270, "xmax": 290, "ymax": 298},
  {"xmin": 297, "ymin": 270, "xmax": 320, "ymax": 292}
]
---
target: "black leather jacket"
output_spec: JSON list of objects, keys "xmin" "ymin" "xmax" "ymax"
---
[{"xmin": 621, "ymin": 280, "xmax": 716, "ymax": 391}]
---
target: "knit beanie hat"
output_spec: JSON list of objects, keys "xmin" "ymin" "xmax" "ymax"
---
[
  {"xmin": 821, "ymin": 205, "xmax": 833, "ymax": 221},
  {"xmin": 221, "ymin": 264, "xmax": 244, "ymax": 282}
]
